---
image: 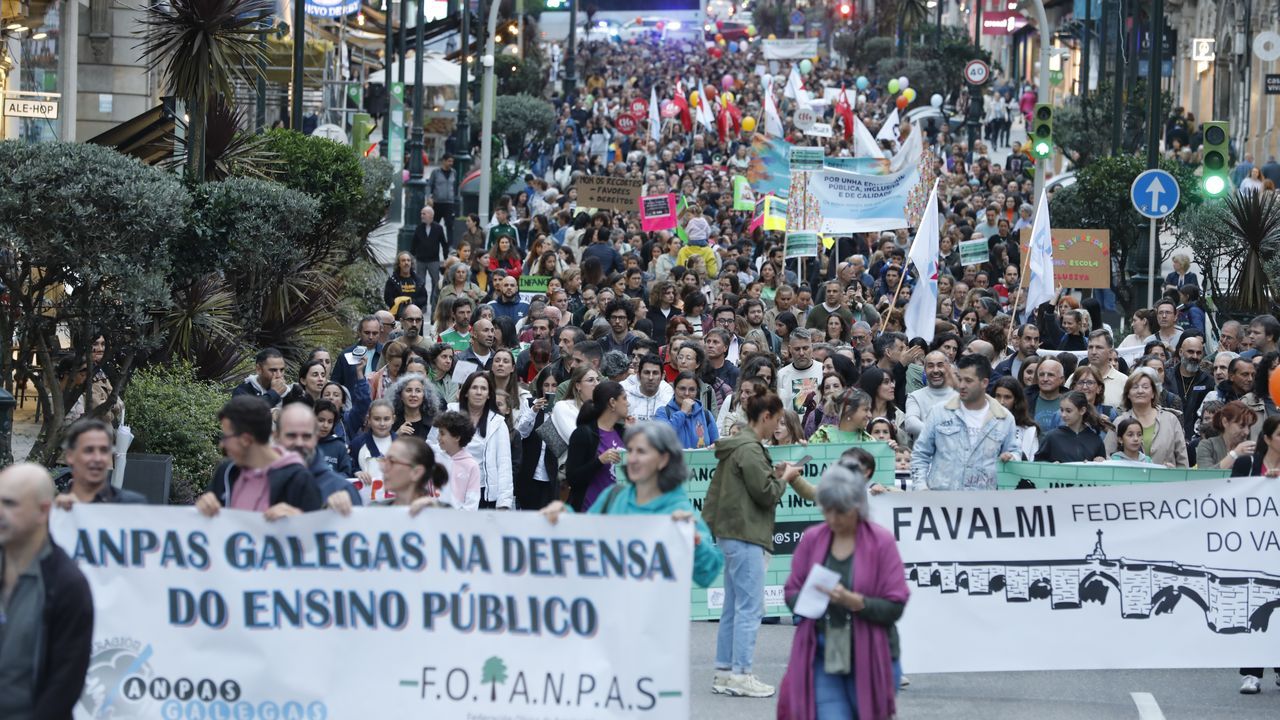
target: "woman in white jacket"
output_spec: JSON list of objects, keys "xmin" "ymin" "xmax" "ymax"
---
[{"xmin": 448, "ymin": 370, "xmax": 513, "ymax": 509}]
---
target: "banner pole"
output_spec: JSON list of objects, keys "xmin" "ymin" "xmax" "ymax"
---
[{"xmin": 1007, "ymin": 230, "xmax": 1036, "ymax": 347}]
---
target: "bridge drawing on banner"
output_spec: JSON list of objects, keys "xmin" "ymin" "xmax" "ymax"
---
[{"xmin": 905, "ymin": 531, "xmax": 1280, "ymax": 634}]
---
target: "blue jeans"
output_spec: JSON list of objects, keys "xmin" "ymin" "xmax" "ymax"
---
[
  {"xmin": 813, "ymin": 634, "xmax": 902, "ymax": 720},
  {"xmin": 1094, "ymin": 287, "xmax": 1118, "ymax": 312},
  {"xmin": 715, "ymin": 539, "xmax": 765, "ymax": 674}
]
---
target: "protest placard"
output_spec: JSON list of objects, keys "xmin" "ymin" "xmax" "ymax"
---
[
  {"xmin": 576, "ymin": 176, "xmax": 644, "ymax": 213},
  {"xmin": 1018, "ymin": 228, "xmax": 1112, "ymax": 289},
  {"xmin": 638, "ymin": 193, "xmax": 677, "ymax": 231}
]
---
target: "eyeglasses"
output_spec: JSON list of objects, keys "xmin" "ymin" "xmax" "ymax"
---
[{"xmin": 378, "ymin": 456, "xmax": 413, "ymax": 468}]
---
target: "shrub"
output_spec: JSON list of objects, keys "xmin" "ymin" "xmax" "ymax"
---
[{"xmin": 124, "ymin": 362, "xmax": 227, "ymax": 504}]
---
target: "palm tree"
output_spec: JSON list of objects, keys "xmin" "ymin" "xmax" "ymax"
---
[
  {"xmin": 1224, "ymin": 190, "xmax": 1280, "ymax": 313},
  {"xmin": 137, "ymin": 0, "xmax": 274, "ymax": 181}
]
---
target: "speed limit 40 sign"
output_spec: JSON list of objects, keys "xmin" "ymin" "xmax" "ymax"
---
[{"xmin": 964, "ymin": 59, "xmax": 990, "ymax": 85}]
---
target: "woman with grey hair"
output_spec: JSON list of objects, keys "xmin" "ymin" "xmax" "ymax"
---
[
  {"xmin": 539, "ymin": 421, "xmax": 724, "ymax": 588},
  {"xmin": 778, "ymin": 464, "xmax": 909, "ymax": 720},
  {"xmin": 600, "ymin": 350, "xmax": 632, "ymax": 382},
  {"xmin": 388, "ymin": 372, "xmax": 445, "ymax": 438}
]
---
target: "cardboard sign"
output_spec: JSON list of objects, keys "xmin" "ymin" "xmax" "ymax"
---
[
  {"xmin": 639, "ymin": 193, "xmax": 678, "ymax": 231},
  {"xmin": 576, "ymin": 176, "xmax": 644, "ymax": 213},
  {"xmin": 803, "ymin": 122, "xmax": 834, "ymax": 138},
  {"xmin": 763, "ymin": 195, "xmax": 788, "ymax": 231},
  {"xmin": 1018, "ymin": 228, "xmax": 1111, "ymax": 289},
  {"xmin": 518, "ymin": 275, "xmax": 550, "ymax": 294}
]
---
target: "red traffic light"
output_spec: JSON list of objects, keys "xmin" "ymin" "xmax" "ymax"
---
[{"xmin": 839, "ymin": 2, "xmax": 852, "ymax": 15}]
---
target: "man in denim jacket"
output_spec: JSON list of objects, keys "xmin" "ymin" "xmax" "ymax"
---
[{"xmin": 910, "ymin": 354, "xmax": 1017, "ymax": 491}]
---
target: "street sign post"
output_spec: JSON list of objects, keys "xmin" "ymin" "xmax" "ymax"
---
[
  {"xmin": 1131, "ymin": 169, "xmax": 1180, "ymax": 308},
  {"xmin": 964, "ymin": 59, "xmax": 990, "ymax": 85}
]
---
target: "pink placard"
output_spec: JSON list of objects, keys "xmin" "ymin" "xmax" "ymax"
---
[{"xmin": 639, "ymin": 193, "xmax": 678, "ymax": 232}]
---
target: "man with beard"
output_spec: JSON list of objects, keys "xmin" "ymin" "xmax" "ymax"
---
[
  {"xmin": 622, "ymin": 354, "xmax": 673, "ymax": 422},
  {"xmin": 903, "ymin": 351, "xmax": 959, "ymax": 441},
  {"xmin": 52, "ymin": 419, "xmax": 146, "ymax": 507},
  {"xmin": 275, "ymin": 403, "xmax": 361, "ymax": 514}
]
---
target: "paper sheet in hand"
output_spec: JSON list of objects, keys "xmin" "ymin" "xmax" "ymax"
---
[
  {"xmin": 793, "ymin": 563, "xmax": 841, "ymax": 619},
  {"xmin": 451, "ymin": 359, "xmax": 480, "ymax": 384}
]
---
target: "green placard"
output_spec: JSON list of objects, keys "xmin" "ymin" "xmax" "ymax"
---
[
  {"xmin": 789, "ymin": 146, "xmax": 824, "ymax": 172},
  {"xmin": 996, "ymin": 460, "xmax": 1228, "ymax": 490},
  {"xmin": 346, "ymin": 84, "xmax": 363, "ymax": 107},
  {"xmin": 959, "ymin": 238, "xmax": 988, "ymax": 266},
  {"xmin": 518, "ymin": 275, "xmax": 550, "ymax": 294},
  {"xmin": 619, "ymin": 441, "xmax": 896, "ymax": 620},
  {"xmin": 785, "ymin": 231, "xmax": 819, "ymax": 259}
]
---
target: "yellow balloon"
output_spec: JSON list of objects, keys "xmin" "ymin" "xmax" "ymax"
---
[
  {"xmin": 690, "ymin": 91, "xmax": 699, "ymax": 107},
  {"xmin": 723, "ymin": 91, "xmax": 735, "ymax": 105},
  {"xmin": 741, "ymin": 116, "xmax": 757, "ymax": 132},
  {"xmin": 903, "ymin": 88, "xmax": 917, "ymax": 102},
  {"xmin": 768, "ymin": 33, "xmax": 777, "ymax": 40}
]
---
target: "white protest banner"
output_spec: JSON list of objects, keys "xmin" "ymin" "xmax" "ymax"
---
[
  {"xmin": 762, "ymin": 38, "xmax": 819, "ymax": 60},
  {"xmin": 814, "ymin": 163, "xmax": 919, "ymax": 233},
  {"xmin": 868, "ymin": 477, "xmax": 1280, "ymax": 673},
  {"xmin": 52, "ymin": 506, "xmax": 693, "ymax": 720}
]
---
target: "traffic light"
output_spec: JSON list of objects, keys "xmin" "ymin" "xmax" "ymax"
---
[
  {"xmin": 838, "ymin": 2, "xmax": 852, "ymax": 18},
  {"xmin": 1201, "ymin": 120, "xmax": 1229, "ymax": 197},
  {"xmin": 1031, "ymin": 103, "xmax": 1053, "ymax": 158}
]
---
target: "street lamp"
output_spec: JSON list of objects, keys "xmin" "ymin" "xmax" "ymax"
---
[
  {"xmin": 478, "ymin": 0, "xmax": 504, "ymax": 228},
  {"xmin": 397, "ymin": 0, "xmax": 427, "ymax": 253}
]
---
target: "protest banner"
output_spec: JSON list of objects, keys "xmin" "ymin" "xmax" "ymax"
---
[
  {"xmin": 814, "ymin": 163, "xmax": 920, "ymax": 233},
  {"xmin": 576, "ymin": 176, "xmax": 644, "ymax": 213},
  {"xmin": 638, "ymin": 193, "xmax": 677, "ymax": 231},
  {"xmin": 52, "ymin": 507, "xmax": 693, "ymax": 720},
  {"xmin": 648, "ymin": 442, "xmax": 896, "ymax": 620},
  {"xmin": 869, "ymin": 477, "xmax": 1280, "ymax": 672},
  {"xmin": 997, "ymin": 459, "xmax": 1228, "ymax": 489},
  {"xmin": 959, "ymin": 238, "xmax": 989, "ymax": 266},
  {"xmin": 732, "ymin": 176, "xmax": 755, "ymax": 211},
  {"xmin": 762, "ymin": 195, "xmax": 788, "ymax": 232},
  {"xmin": 517, "ymin": 275, "xmax": 551, "ymax": 305},
  {"xmin": 785, "ymin": 232, "xmax": 819, "ymax": 259},
  {"xmin": 1018, "ymin": 228, "xmax": 1111, "ymax": 289},
  {"xmin": 762, "ymin": 38, "xmax": 820, "ymax": 59}
]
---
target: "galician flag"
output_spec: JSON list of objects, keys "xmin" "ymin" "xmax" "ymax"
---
[
  {"xmin": 903, "ymin": 180, "xmax": 941, "ymax": 343},
  {"xmin": 1025, "ymin": 189, "xmax": 1057, "ymax": 315},
  {"xmin": 648, "ymin": 86, "xmax": 661, "ymax": 142}
]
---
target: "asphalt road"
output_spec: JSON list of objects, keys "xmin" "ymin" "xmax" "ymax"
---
[{"xmin": 689, "ymin": 621, "xmax": 1280, "ymax": 719}]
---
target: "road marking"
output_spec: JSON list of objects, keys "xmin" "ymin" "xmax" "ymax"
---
[{"xmin": 1130, "ymin": 692, "xmax": 1166, "ymax": 720}]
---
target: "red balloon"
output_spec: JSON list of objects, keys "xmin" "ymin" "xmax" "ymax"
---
[
  {"xmin": 1270, "ymin": 364, "xmax": 1280, "ymax": 406},
  {"xmin": 896, "ymin": 95, "xmax": 909, "ymax": 110},
  {"xmin": 709, "ymin": 46, "xmax": 723, "ymax": 58}
]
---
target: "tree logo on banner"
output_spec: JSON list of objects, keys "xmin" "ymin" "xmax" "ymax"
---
[{"xmin": 482, "ymin": 656, "xmax": 510, "ymax": 701}]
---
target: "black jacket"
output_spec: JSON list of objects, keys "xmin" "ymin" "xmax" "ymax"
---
[
  {"xmin": 23, "ymin": 541, "xmax": 94, "ymax": 719},
  {"xmin": 1035, "ymin": 425, "xmax": 1106, "ymax": 463},
  {"xmin": 208, "ymin": 457, "xmax": 322, "ymax": 512},
  {"xmin": 516, "ymin": 408, "xmax": 561, "ymax": 506},
  {"xmin": 231, "ymin": 376, "xmax": 282, "ymax": 406},
  {"xmin": 412, "ymin": 220, "xmax": 449, "ymax": 264},
  {"xmin": 1166, "ymin": 364, "xmax": 1213, "ymax": 437},
  {"xmin": 565, "ymin": 421, "xmax": 624, "ymax": 512}
]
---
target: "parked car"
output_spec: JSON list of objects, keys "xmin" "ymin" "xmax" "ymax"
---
[{"xmin": 709, "ymin": 20, "xmax": 752, "ymax": 42}]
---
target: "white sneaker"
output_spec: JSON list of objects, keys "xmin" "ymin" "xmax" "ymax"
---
[
  {"xmin": 711, "ymin": 671, "xmax": 731, "ymax": 695},
  {"xmin": 1240, "ymin": 676, "xmax": 1261, "ymax": 694},
  {"xmin": 900, "ymin": 674, "xmax": 911, "ymax": 688},
  {"xmin": 724, "ymin": 673, "xmax": 775, "ymax": 698}
]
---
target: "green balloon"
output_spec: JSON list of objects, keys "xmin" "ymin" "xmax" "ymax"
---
[{"xmin": 888, "ymin": 79, "xmax": 900, "ymax": 94}]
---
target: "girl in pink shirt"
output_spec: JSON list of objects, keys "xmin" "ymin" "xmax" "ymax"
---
[{"xmin": 433, "ymin": 411, "xmax": 482, "ymax": 510}]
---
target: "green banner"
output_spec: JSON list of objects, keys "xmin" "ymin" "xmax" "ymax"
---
[
  {"xmin": 638, "ymin": 442, "xmax": 896, "ymax": 620},
  {"xmin": 996, "ymin": 460, "xmax": 1228, "ymax": 490},
  {"xmin": 732, "ymin": 176, "xmax": 755, "ymax": 211}
]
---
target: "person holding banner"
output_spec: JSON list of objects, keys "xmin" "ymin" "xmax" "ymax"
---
[
  {"xmin": 777, "ymin": 463, "xmax": 909, "ymax": 720},
  {"xmin": 703, "ymin": 391, "xmax": 802, "ymax": 699},
  {"xmin": 374, "ymin": 435, "xmax": 450, "ymax": 512},
  {"xmin": 1104, "ymin": 368, "xmax": 1190, "ymax": 467},
  {"xmin": 540, "ymin": 421, "xmax": 723, "ymax": 588},
  {"xmin": 1228, "ymin": 414, "xmax": 1280, "ymax": 694},
  {"xmin": 910, "ymin": 354, "xmax": 1017, "ymax": 491}
]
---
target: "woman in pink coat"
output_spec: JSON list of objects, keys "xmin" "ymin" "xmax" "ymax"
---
[{"xmin": 777, "ymin": 464, "xmax": 909, "ymax": 720}]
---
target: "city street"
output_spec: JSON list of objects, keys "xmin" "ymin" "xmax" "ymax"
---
[{"xmin": 689, "ymin": 622, "xmax": 1280, "ymax": 719}]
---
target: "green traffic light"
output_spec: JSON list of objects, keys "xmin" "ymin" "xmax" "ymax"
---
[
  {"xmin": 1034, "ymin": 141, "xmax": 1050, "ymax": 158},
  {"xmin": 1204, "ymin": 175, "xmax": 1226, "ymax": 196}
]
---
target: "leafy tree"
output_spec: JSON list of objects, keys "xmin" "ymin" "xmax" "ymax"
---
[
  {"xmin": 137, "ymin": 0, "xmax": 272, "ymax": 181},
  {"xmin": 0, "ymin": 142, "xmax": 188, "ymax": 464},
  {"xmin": 476, "ymin": 94, "xmax": 558, "ymax": 158},
  {"xmin": 1176, "ymin": 193, "xmax": 1280, "ymax": 316},
  {"xmin": 124, "ymin": 362, "xmax": 226, "ymax": 503},
  {"xmin": 1055, "ymin": 81, "xmax": 1173, "ymax": 169},
  {"xmin": 1048, "ymin": 154, "xmax": 1200, "ymax": 314},
  {"xmin": 481, "ymin": 656, "xmax": 508, "ymax": 701},
  {"xmin": 497, "ymin": 54, "xmax": 548, "ymax": 97}
]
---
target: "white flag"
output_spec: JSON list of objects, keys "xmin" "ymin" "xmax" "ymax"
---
[
  {"xmin": 649, "ymin": 87, "xmax": 661, "ymax": 143},
  {"xmin": 1025, "ymin": 189, "xmax": 1056, "ymax": 315},
  {"xmin": 784, "ymin": 65, "xmax": 804, "ymax": 100},
  {"xmin": 853, "ymin": 116, "xmax": 884, "ymax": 159},
  {"xmin": 764, "ymin": 91, "xmax": 785, "ymax": 137},
  {"xmin": 697, "ymin": 81, "xmax": 715, "ymax": 132},
  {"xmin": 889, "ymin": 122, "xmax": 922, "ymax": 175},
  {"xmin": 903, "ymin": 180, "xmax": 941, "ymax": 343},
  {"xmin": 876, "ymin": 108, "xmax": 900, "ymax": 143}
]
